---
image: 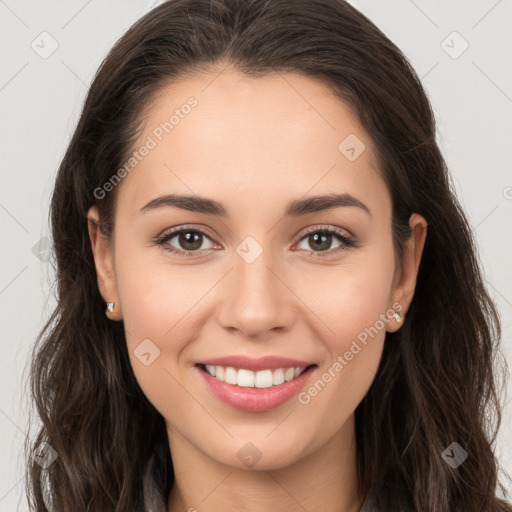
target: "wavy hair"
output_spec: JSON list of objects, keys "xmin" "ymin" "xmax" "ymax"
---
[{"xmin": 25, "ymin": 0, "xmax": 511, "ymax": 510}]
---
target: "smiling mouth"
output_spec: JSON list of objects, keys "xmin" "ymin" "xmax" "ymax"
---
[{"xmin": 196, "ymin": 363, "xmax": 317, "ymax": 388}]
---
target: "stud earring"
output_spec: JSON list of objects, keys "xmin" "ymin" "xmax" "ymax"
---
[
  {"xmin": 393, "ymin": 312, "xmax": 402, "ymax": 323},
  {"xmin": 106, "ymin": 302, "xmax": 115, "ymax": 313}
]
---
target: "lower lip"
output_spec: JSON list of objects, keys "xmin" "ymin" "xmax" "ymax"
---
[{"xmin": 195, "ymin": 364, "xmax": 317, "ymax": 412}]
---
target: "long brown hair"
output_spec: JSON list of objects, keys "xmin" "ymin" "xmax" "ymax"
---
[{"xmin": 25, "ymin": 1, "xmax": 511, "ymax": 510}]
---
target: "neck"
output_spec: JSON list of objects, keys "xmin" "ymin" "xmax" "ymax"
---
[{"xmin": 166, "ymin": 414, "xmax": 363, "ymax": 512}]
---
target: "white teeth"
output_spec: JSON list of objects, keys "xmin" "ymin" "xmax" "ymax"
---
[
  {"xmin": 224, "ymin": 367, "xmax": 237, "ymax": 385},
  {"xmin": 255, "ymin": 370, "xmax": 273, "ymax": 388},
  {"xmin": 237, "ymin": 369, "xmax": 255, "ymax": 387},
  {"xmin": 215, "ymin": 366, "xmax": 225, "ymax": 380},
  {"xmin": 203, "ymin": 365, "xmax": 308, "ymax": 387},
  {"xmin": 272, "ymin": 368, "xmax": 285, "ymax": 385},
  {"xmin": 284, "ymin": 368, "xmax": 295, "ymax": 381}
]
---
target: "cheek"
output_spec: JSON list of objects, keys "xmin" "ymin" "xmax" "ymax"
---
[
  {"xmin": 302, "ymin": 244, "xmax": 396, "ymax": 355},
  {"xmin": 328, "ymin": 265, "xmax": 394, "ymax": 347},
  {"xmin": 113, "ymin": 245, "xmax": 229, "ymax": 417},
  {"xmin": 115, "ymin": 242, "xmax": 210, "ymax": 347},
  {"xmin": 293, "ymin": 245, "xmax": 396, "ymax": 411},
  {"xmin": 112, "ymin": 248, "xmax": 191, "ymax": 391}
]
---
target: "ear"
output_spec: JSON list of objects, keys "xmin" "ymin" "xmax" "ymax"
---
[
  {"xmin": 387, "ymin": 213, "xmax": 427, "ymax": 332},
  {"xmin": 87, "ymin": 205, "xmax": 123, "ymax": 321}
]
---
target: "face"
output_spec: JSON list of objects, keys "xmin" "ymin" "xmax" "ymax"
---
[{"xmin": 88, "ymin": 67, "xmax": 426, "ymax": 471}]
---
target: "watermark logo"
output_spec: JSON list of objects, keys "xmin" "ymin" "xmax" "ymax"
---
[
  {"xmin": 236, "ymin": 236, "xmax": 263, "ymax": 264},
  {"xmin": 134, "ymin": 338, "xmax": 161, "ymax": 366},
  {"xmin": 31, "ymin": 236, "xmax": 52, "ymax": 262},
  {"xmin": 237, "ymin": 442, "xmax": 262, "ymax": 468},
  {"xmin": 33, "ymin": 442, "xmax": 58, "ymax": 469},
  {"xmin": 31, "ymin": 31, "xmax": 59, "ymax": 59},
  {"xmin": 441, "ymin": 442, "xmax": 468, "ymax": 468},
  {"xmin": 441, "ymin": 31, "xmax": 469, "ymax": 60},
  {"xmin": 338, "ymin": 133, "xmax": 366, "ymax": 161}
]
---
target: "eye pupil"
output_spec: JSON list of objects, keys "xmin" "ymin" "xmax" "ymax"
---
[
  {"xmin": 179, "ymin": 231, "xmax": 202, "ymax": 250},
  {"xmin": 309, "ymin": 232, "xmax": 331, "ymax": 251}
]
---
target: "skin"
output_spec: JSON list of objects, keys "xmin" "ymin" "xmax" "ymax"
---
[{"xmin": 87, "ymin": 66, "xmax": 427, "ymax": 512}]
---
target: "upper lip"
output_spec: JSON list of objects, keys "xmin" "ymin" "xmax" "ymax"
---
[{"xmin": 196, "ymin": 355, "xmax": 316, "ymax": 372}]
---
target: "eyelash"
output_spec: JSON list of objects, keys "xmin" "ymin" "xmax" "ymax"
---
[{"xmin": 155, "ymin": 225, "xmax": 356, "ymax": 258}]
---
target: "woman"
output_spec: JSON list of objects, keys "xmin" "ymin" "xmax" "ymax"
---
[{"xmin": 25, "ymin": 0, "xmax": 511, "ymax": 510}]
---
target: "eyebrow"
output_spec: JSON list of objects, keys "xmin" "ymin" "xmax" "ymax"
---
[{"xmin": 139, "ymin": 193, "xmax": 371, "ymax": 217}]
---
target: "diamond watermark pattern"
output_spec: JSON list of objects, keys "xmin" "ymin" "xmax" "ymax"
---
[
  {"xmin": 31, "ymin": 31, "xmax": 59, "ymax": 59},
  {"xmin": 31, "ymin": 236, "xmax": 52, "ymax": 262},
  {"xmin": 134, "ymin": 338, "xmax": 161, "ymax": 366},
  {"xmin": 338, "ymin": 134, "xmax": 366, "ymax": 161},
  {"xmin": 441, "ymin": 31, "xmax": 469, "ymax": 59},
  {"xmin": 441, "ymin": 442, "xmax": 468, "ymax": 468},
  {"xmin": 33, "ymin": 442, "xmax": 58, "ymax": 469},
  {"xmin": 237, "ymin": 442, "xmax": 262, "ymax": 468},
  {"xmin": 236, "ymin": 236, "xmax": 263, "ymax": 264}
]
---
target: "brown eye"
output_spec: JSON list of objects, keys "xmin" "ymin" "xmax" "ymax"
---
[
  {"xmin": 295, "ymin": 228, "xmax": 354, "ymax": 257},
  {"xmin": 175, "ymin": 230, "xmax": 204, "ymax": 251},
  {"xmin": 305, "ymin": 232, "xmax": 334, "ymax": 251},
  {"xmin": 156, "ymin": 227, "xmax": 217, "ymax": 257}
]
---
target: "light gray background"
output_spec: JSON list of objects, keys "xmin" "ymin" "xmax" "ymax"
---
[{"xmin": 1, "ymin": 0, "xmax": 511, "ymax": 510}]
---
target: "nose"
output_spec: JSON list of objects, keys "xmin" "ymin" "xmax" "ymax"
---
[{"xmin": 216, "ymin": 248, "xmax": 297, "ymax": 339}]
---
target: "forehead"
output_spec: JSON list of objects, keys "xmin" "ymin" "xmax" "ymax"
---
[{"xmin": 118, "ymin": 67, "xmax": 389, "ymax": 218}]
